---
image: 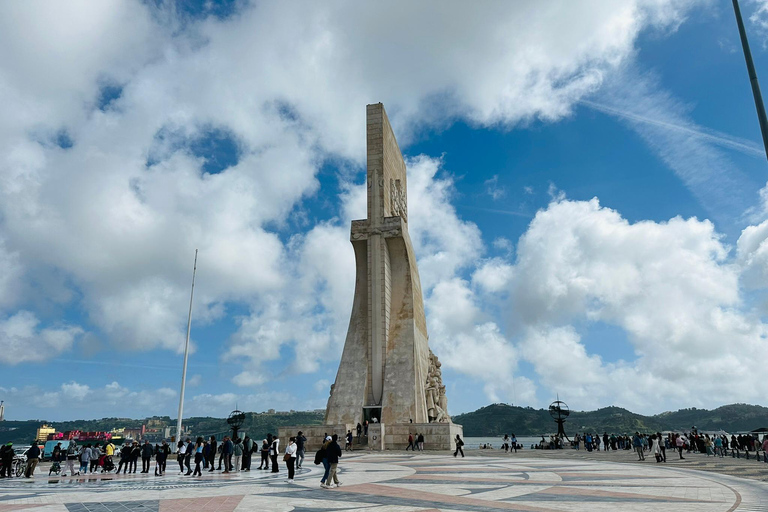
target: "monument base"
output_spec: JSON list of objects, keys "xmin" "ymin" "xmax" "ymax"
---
[{"xmin": 279, "ymin": 423, "xmax": 463, "ymax": 452}]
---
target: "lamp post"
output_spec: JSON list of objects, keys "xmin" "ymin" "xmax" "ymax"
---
[
  {"xmin": 176, "ymin": 249, "xmax": 198, "ymax": 446},
  {"xmin": 733, "ymin": 0, "xmax": 768, "ymax": 162}
]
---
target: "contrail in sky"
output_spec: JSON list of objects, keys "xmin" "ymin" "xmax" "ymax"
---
[
  {"xmin": 459, "ymin": 205, "xmax": 533, "ymax": 217},
  {"xmin": 580, "ymin": 99, "xmax": 764, "ymax": 158}
]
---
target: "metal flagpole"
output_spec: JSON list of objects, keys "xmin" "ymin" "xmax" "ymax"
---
[
  {"xmin": 733, "ymin": 0, "xmax": 768, "ymax": 162},
  {"xmin": 176, "ymin": 249, "xmax": 198, "ymax": 446}
]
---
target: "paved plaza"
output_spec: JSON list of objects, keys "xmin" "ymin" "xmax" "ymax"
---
[{"xmin": 1, "ymin": 453, "xmax": 767, "ymax": 511}]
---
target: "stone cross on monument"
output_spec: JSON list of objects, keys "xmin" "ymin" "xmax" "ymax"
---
[{"xmin": 280, "ymin": 104, "xmax": 461, "ymax": 451}]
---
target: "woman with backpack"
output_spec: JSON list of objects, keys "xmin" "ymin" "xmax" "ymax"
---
[{"xmin": 316, "ymin": 435, "xmax": 331, "ymax": 488}]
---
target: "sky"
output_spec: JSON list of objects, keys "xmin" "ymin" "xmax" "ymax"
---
[{"xmin": 1, "ymin": 0, "xmax": 768, "ymax": 422}]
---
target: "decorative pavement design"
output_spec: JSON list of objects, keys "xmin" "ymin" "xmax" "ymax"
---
[{"xmin": 0, "ymin": 453, "xmax": 766, "ymax": 511}]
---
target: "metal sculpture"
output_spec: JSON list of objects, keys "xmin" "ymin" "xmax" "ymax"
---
[
  {"xmin": 548, "ymin": 399, "xmax": 570, "ymax": 440},
  {"xmin": 227, "ymin": 409, "xmax": 246, "ymax": 439}
]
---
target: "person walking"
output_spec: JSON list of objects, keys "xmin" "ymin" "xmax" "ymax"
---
[
  {"xmin": 406, "ymin": 433, "xmax": 415, "ymax": 451},
  {"xmin": 510, "ymin": 433, "xmax": 518, "ymax": 453},
  {"xmin": 356, "ymin": 423, "xmax": 362, "ymax": 442},
  {"xmin": 153, "ymin": 440, "xmax": 168, "ymax": 476},
  {"xmin": 25, "ymin": 441, "xmax": 40, "ymax": 478},
  {"xmin": 79, "ymin": 444, "xmax": 91, "ymax": 474},
  {"xmin": 345, "ymin": 430, "xmax": 353, "ymax": 451},
  {"xmin": 64, "ymin": 440, "xmax": 80, "ymax": 476},
  {"xmin": 285, "ymin": 437, "xmax": 297, "ymax": 483},
  {"xmin": 324, "ymin": 434, "xmax": 342, "ymax": 488},
  {"xmin": 242, "ymin": 436, "xmax": 253, "ymax": 471},
  {"xmin": 417, "ymin": 433, "xmax": 424, "ymax": 451},
  {"xmin": 129, "ymin": 441, "xmax": 140, "ymax": 473},
  {"xmin": 141, "ymin": 440, "xmax": 153, "ymax": 473},
  {"xmin": 176, "ymin": 441, "xmax": 186, "ymax": 474},
  {"xmin": 655, "ymin": 432, "xmax": 666, "ymax": 462},
  {"xmin": 269, "ymin": 435, "xmax": 280, "ymax": 473},
  {"xmin": 116, "ymin": 443, "xmax": 131, "ymax": 474},
  {"xmin": 675, "ymin": 434, "xmax": 685, "ymax": 460},
  {"xmin": 296, "ymin": 431, "xmax": 306, "ymax": 469},
  {"xmin": 454, "ymin": 434, "xmax": 464, "ymax": 457},
  {"xmin": 193, "ymin": 438, "xmax": 204, "ymax": 477},
  {"xmin": 207, "ymin": 436, "xmax": 217, "ymax": 472},
  {"xmin": 318, "ymin": 436, "xmax": 331, "ymax": 488},
  {"xmin": 259, "ymin": 439, "xmax": 270, "ymax": 470},
  {"xmin": 233, "ymin": 438, "xmax": 243, "ymax": 473},
  {"xmin": 632, "ymin": 433, "xmax": 645, "ymax": 461},
  {"xmin": 184, "ymin": 438, "xmax": 194, "ymax": 475},
  {"xmin": 90, "ymin": 444, "xmax": 101, "ymax": 473}
]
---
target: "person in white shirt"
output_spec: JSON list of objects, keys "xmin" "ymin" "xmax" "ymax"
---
[
  {"xmin": 177, "ymin": 441, "xmax": 186, "ymax": 474},
  {"xmin": 285, "ymin": 437, "xmax": 297, "ymax": 483}
]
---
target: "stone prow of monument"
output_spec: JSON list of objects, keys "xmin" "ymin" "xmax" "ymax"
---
[{"xmin": 280, "ymin": 103, "xmax": 462, "ymax": 451}]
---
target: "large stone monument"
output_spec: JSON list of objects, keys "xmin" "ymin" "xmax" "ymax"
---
[{"xmin": 280, "ymin": 104, "xmax": 462, "ymax": 451}]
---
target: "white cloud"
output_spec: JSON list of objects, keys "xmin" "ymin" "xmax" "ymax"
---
[
  {"xmin": 508, "ymin": 197, "xmax": 768, "ymax": 411},
  {"xmin": 0, "ymin": 311, "xmax": 83, "ymax": 364},
  {"xmin": 472, "ymin": 258, "xmax": 515, "ymax": 294},
  {"xmin": 484, "ymin": 175, "xmax": 506, "ymax": 200}
]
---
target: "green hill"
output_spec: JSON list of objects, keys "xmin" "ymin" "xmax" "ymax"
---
[
  {"xmin": 453, "ymin": 403, "xmax": 768, "ymax": 436},
  {"xmin": 3, "ymin": 403, "xmax": 766, "ymax": 444}
]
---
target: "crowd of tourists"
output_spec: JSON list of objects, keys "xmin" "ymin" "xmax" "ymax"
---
[{"xmin": 566, "ymin": 431, "xmax": 768, "ymax": 463}]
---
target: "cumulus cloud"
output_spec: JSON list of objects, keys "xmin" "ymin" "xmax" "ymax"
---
[
  {"xmin": 509, "ymin": 197, "xmax": 768, "ymax": 411},
  {"xmin": 0, "ymin": 311, "xmax": 83, "ymax": 364}
]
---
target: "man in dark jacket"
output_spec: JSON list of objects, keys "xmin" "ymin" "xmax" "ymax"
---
[
  {"xmin": 242, "ymin": 436, "xmax": 253, "ymax": 471},
  {"xmin": 296, "ymin": 432, "xmax": 306, "ymax": 469},
  {"xmin": 155, "ymin": 440, "xmax": 171, "ymax": 476},
  {"xmin": 0, "ymin": 443, "xmax": 14, "ymax": 478},
  {"xmin": 117, "ymin": 444, "xmax": 132, "ymax": 474},
  {"xmin": 208, "ymin": 436, "xmax": 217, "ymax": 472},
  {"xmin": 129, "ymin": 442, "xmax": 141, "ymax": 473},
  {"xmin": 26, "ymin": 442, "xmax": 41, "ymax": 478},
  {"xmin": 222, "ymin": 436, "xmax": 233, "ymax": 473},
  {"xmin": 324, "ymin": 434, "xmax": 342, "ymax": 488},
  {"xmin": 141, "ymin": 440, "xmax": 154, "ymax": 473},
  {"xmin": 184, "ymin": 438, "xmax": 194, "ymax": 475}
]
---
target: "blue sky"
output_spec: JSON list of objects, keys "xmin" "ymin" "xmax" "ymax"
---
[{"xmin": 1, "ymin": 0, "xmax": 768, "ymax": 421}]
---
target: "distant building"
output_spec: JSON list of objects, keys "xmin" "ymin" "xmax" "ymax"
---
[
  {"xmin": 0, "ymin": 401, "xmax": 4, "ymax": 422},
  {"xmin": 36, "ymin": 424, "xmax": 56, "ymax": 443}
]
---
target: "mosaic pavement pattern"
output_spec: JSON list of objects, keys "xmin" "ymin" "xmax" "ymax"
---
[{"xmin": 0, "ymin": 454, "xmax": 766, "ymax": 511}]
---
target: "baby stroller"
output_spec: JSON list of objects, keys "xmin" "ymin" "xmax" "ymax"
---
[
  {"xmin": 49, "ymin": 460, "xmax": 61, "ymax": 476},
  {"xmin": 99, "ymin": 455, "xmax": 115, "ymax": 473}
]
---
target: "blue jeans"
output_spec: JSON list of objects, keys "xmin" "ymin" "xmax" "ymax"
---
[{"xmin": 321, "ymin": 458, "xmax": 330, "ymax": 483}]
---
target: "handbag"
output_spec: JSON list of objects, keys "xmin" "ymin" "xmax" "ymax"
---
[{"xmin": 283, "ymin": 453, "xmax": 291, "ymax": 462}]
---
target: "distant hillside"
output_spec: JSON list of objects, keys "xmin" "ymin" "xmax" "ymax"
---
[
  {"xmin": 0, "ymin": 411, "xmax": 324, "ymax": 445},
  {"xmin": 3, "ymin": 403, "xmax": 766, "ymax": 443},
  {"xmin": 453, "ymin": 403, "xmax": 768, "ymax": 436}
]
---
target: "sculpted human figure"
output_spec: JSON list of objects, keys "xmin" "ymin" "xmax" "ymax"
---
[{"xmin": 438, "ymin": 385, "xmax": 451, "ymax": 423}]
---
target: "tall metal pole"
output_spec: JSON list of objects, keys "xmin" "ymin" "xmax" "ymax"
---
[
  {"xmin": 176, "ymin": 249, "xmax": 198, "ymax": 446},
  {"xmin": 733, "ymin": 0, "xmax": 768, "ymax": 162}
]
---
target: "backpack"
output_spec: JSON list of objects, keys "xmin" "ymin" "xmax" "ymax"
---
[{"xmin": 313, "ymin": 448, "xmax": 325, "ymax": 465}]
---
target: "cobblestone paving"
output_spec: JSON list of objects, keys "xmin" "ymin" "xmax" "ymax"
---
[
  {"xmin": 0, "ymin": 453, "xmax": 765, "ymax": 511},
  {"xmin": 477, "ymin": 446, "xmax": 768, "ymax": 483}
]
